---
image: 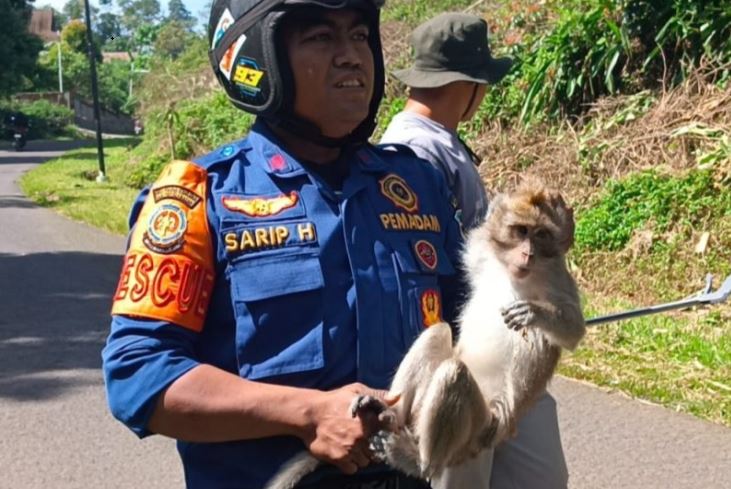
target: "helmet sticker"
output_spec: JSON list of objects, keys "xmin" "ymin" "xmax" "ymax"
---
[
  {"xmin": 233, "ymin": 57, "xmax": 265, "ymax": 96},
  {"xmin": 219, "ymin": 34, "xmax": 248, "ymax": 80},
  {"xmin": 211, "ymin": 8, "xmax": 234, "ymax": 49}
]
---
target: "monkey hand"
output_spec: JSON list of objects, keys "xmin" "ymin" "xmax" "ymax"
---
[
  {"xmin": 500, "ymin": 300, "xmax": 543, "ymax": 331},
  {"xmin": 350, "ymin": 393, "xmax": 399, "ymax": 433},
  {"xmin": 303, "ymin": 383, "xmax": 388, "ymax": 474}
]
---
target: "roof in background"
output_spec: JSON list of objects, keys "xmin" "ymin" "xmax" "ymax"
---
[{"xmin": 29, "ymin": 8, "xmax": 60, "ymax": 43}]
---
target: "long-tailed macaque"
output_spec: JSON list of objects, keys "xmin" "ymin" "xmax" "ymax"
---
[{"xmin": 265, "ymin": 180, "xmax": 585, "ymax": 489}]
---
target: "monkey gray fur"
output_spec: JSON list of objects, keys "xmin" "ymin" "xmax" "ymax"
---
[{"xmin": 265, "ymin": 180, "xmax": 585, "ymax": 489}]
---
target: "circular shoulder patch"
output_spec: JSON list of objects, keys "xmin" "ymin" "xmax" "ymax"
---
[
  {"xmin": 380, "ymin": 174, "xmax": 419, "ymax": 213},
  {"xmin": 143, "ymin": 203, "xmax": 187, "ymax": 254}
]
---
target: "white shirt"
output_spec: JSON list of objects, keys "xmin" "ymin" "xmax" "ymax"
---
[{"xmin": 380, "ymin": 111, "xmax": 488, "ymax": 230}]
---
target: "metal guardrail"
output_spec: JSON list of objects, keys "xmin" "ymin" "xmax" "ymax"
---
[{"xmin": 586, "ymin": 274, "xmax": 731, "ymax": 327}]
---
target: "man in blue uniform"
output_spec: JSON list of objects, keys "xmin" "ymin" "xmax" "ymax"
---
[{"xmin": 102, "ymin": 1, "xmax": 463, "ymax": 488}]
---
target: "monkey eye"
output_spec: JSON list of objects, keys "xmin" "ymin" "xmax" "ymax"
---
[{"xmin": 512, "ymin": 225, "xmax": 529, "ymax": 239}]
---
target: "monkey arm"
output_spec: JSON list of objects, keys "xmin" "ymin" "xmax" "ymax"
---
[{"xmin": 501, "ymin": 299, "xmax": 585, "ymax": 351}]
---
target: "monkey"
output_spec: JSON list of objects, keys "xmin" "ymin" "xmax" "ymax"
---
[
  {"xmin": 428, "ymin": 179, "xmax": 586, "ymax": 488},
  {"xmin": 456, "ymin": 178, "xmax": 585, "ymax": 440},
  {"xmin": 264, "ymin": 179, "xmax": 585, "ymax": 489}
]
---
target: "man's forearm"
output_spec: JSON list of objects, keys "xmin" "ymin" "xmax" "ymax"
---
[{"xmin": 147, "ymin": 364, "xmax": 316, "ymax": 443}]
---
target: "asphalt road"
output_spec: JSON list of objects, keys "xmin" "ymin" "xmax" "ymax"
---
[{"xmin": 0, "ymin": 141, "xmax": 729, "ymax": 488}]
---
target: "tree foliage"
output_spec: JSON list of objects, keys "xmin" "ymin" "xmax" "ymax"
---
[
  {"xmin": 167, "ymin": 0, "xmax": 195, "ymax": 29},
  {"xmin": 62, "ymin": 0, "xmax": 97, "ymax": 22},
  {"xmin": 154, "ymin": 21, "xmax": 195, "ymax": 60},
  {"xmin": 0, "ymin": 0, "xmax": 44, "ymax": 96},
  {"xmin": 118, "ymin": 0, "xmax": 161, "ymax": 33}
]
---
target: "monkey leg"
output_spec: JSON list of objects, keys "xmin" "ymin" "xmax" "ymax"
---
[
  {"xmin": 388, "ymin": 322, "xmax": 455, "ymax": 427},
  {"xmin": 369, "ymin": 428, "xmax": 423, "ymax": 478},
  {"xmin": 416, "ymin": 358, "xmax": 491, "ymax": 477}
]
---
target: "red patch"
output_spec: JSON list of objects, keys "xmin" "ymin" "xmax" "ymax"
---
[
  {"xmin": 269, "ymin": 154, "xmax": 286, "ymax": 172},
  {"xmin": 414, "ymin": 240, "xmax": 437, "ymax": 271}
]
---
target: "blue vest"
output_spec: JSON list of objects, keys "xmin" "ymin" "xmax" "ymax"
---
[{"xmin": 103, "ymin": 120, "xmax": 464, "ymax": 488}]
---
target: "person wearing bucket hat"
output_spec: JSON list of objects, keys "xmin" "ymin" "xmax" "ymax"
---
[
  {"xmin": 381, "ymin": 12, "xmax": 512, "ymax": 231},
  {"xmin": 102, "ymin": 1, "xmax": 464, "ymax": 488},
  {"xmin": 382, "ymin": 12, "xmax": 570, "ymax": 489}
]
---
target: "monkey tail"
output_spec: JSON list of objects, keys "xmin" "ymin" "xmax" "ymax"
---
[{"xmin": 263, "ymin": 451, "xmax": 320, "ymax": 489}]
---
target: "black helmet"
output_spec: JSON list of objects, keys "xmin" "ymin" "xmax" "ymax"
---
[{"xmin": 208, "ymin": 0, "xmax": 385, "ymax": 147}]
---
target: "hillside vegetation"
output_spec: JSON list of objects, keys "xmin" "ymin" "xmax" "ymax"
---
[{"xmin": 23, "ymin": 0, "xmax": 731, "ymax": 425}]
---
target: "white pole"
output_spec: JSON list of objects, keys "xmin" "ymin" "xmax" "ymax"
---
[
  {"xmin": 129, "ymin": 61, "xmax": 134, "ymax": 98},
  {"xmin": 57, "ymin": 41, "xmax": 64, "ymax": 93}
]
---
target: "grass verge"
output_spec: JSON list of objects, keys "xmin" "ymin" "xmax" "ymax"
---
[
  {"xmin": 561, "ymin": 304, "xmax": 731, "ymax": 426},
  {"xmin": 19, "ymin": 138, "xmax": 141, "ymax": 236}
]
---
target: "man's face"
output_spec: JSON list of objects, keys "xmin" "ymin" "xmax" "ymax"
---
[{"xmin": 284, "ymin": 9, "xmax": 375, "ymax": 139}]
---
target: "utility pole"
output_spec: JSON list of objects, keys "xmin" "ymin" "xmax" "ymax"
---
[
  {"xmin": 57, "ymin": 41, "xmax": 64, "ymax": 93},
  {"xmin": 83, "ymin": 0, "xmax": 107, "ymax": 183}
]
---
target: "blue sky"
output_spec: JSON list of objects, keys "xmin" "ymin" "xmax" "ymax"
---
[{"xmin": 36, "ymin": 0, "xmax": 211, "ymax": 26}]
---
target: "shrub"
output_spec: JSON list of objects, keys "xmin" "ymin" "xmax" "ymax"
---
[
  {"xmin": 475, "ymin": 0, "xmax": 731, "ymax": 127},
  {"xmin": 1, "ymin": 99, "xmax": 75, "ymax": 139},
  {"xmin": 575, "ymin": 170, "xmax": 731, "ymax": 251}
]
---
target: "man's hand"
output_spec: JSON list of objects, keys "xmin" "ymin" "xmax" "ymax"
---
[{"xmin": 301, "ymin": 383, "xmax": 390, "ymax": 474}]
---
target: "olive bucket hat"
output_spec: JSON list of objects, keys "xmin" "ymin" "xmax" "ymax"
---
[{"xmin": 394, "ymin": 12, "xmax": 513, "ymax": 88}]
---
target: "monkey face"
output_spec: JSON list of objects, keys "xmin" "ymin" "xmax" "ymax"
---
[{"xmin": 484, "ymin": 180, "xmax": 575, "ymax": 280}]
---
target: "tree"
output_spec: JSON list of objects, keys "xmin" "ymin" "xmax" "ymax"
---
[
  {"xmin": 154, "ymin": 21, "xmax": 194, "ymax": 59},
  {"xmin": 0, "ymin": 0, "xmax": 44, "ymax": 96},
  {"xmin": 62, "ymin": 0, "xmax": 97, "ymax": 22},
  {"xmin": 61, "ymin": 19, "xmax": 88, "ymax": 53},
  {"xmin": 96, "ymin": 12, "xmax": 122, "ymax": 46},
  {"xmin": 167, "ymin": 0, "xmax": 195, "ymax": 30},
  {"xmin": 118, "ymin": 0, "xmax": 161, "ymax": 33}
]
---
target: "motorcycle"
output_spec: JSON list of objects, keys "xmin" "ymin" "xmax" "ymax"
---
[
  {"xmin": 12, "ymin": 125, "xmax": 28, "ymax": 151},
  {"xmin": 3, "ymin": 112, "xmax": 30, "ymax": 151}
]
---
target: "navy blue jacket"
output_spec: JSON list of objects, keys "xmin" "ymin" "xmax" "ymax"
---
[{"xmin": 103, "ymin": 120, "xmax": 465, "ymax": 488}]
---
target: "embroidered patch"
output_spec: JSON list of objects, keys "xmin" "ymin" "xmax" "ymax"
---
[
  {"xmin": 221, "ymin": 145, "xmax": 236, "ymax": 158},
  {"xmin": 224, "ymin": 222, "xmax": 317, "ymax": 256},
  {"xmin": 269, "ymin": 154, "xmax": 287, "ymax": 172},
  {"xmin": 143, "ymin": 204, "xmax": 187, "ymax": 254},
  {"xmin": 379, "ymin": 213, "xmax": 441, "ymax": 233},
  {"xmin": 222, "ymin": 192, "xmax": 299, "ymax": 217},
  {"xmin": 114, "ymin": 252, "xmax": 214, "ymax": 326},
  {"xmin": 153, "ymin": 185, "xmax": 202, "ymax": 208},
  {"xmin": 112, "ymin": 160, "xmax": 214, "ymax": 333},
  {"xmin": 414, "ymin": 240, "xmax": 437, "ymax": 270},
  {"xmin": 379, "ymin": 174, "xmax": 419, "ymax": 213},
  {"xmin": 421, "ymin": 289, "xmax": 442, "ymax": 327}
]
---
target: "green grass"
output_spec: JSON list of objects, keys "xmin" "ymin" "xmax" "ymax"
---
[
  {"xmin": 19, "ymin": 138, "xmax": 141, "ymax": 236},
  {"xmin": 382, "ymin": 0, "xmax": 476, "ymax": 25},
  {"xmin": 560, "ymin": 307, "xmax": 731, "ymax": 425}
]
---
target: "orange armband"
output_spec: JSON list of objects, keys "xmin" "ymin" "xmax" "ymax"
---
[{"xmin": 112, "ymin": 161, "xmax": 215, "ymax": 332}]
